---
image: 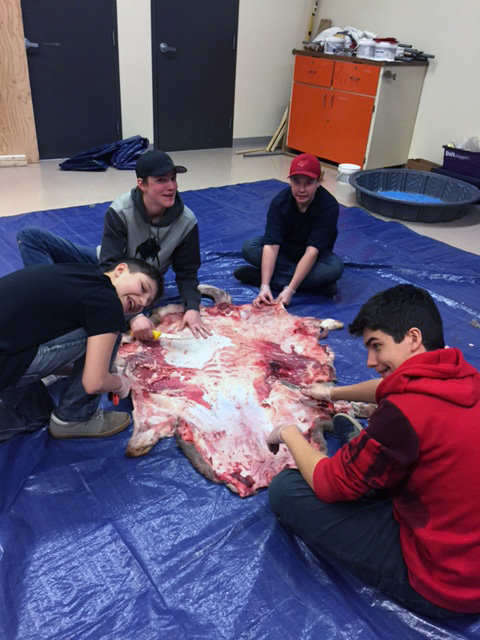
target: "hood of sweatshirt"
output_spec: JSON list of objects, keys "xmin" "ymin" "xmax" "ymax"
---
[{"xmin": 377, "ymin": 348, "xmax": 480, "ymax": 408}]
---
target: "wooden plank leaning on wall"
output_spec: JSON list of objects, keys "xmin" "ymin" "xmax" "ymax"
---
[{"xmin": 0, "ymin": 0, "xmax": 39, "ymax": 164}]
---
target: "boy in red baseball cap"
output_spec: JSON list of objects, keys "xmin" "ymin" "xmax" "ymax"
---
[{"xmin": 234, "ymin": 153, "xmax": 343, "ymax": 307}]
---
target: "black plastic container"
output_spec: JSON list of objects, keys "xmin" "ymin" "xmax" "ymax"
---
[{"xmin": 349, "ymin": 169, "xmax": 480, "ymax": 222}]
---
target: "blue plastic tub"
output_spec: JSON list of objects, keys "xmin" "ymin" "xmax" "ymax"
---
[{"xmin": 349, "ymin": 168, "xmax": 480, "ymax": 222}]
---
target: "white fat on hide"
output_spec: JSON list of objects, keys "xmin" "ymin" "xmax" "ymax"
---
[
  {"xmin": 119, "ymin": 300, "xmax": 346, "ymax": 494},
  {"xmin": 163, "ymin": 334, "xmax": 234, "ymax": 368}
]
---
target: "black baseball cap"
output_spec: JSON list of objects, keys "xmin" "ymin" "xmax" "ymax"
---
[{"xmin": 135, "ymin": 150, "xmax": 187, "ymax": 179}]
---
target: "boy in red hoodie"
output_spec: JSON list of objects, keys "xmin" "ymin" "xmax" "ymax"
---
[{"xmin": 267, "ymin": 284, "xmax": 480, "ymax": 618}]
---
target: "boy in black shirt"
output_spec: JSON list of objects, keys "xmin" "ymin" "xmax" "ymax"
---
[
  {"xmin": 234, "ymin": 153, "xmax": 344, "ymax": 307},
  {"xmin": 16, "ymin": 150, "xmax": 210, "ymax": 340},
  {"xmin": 0, "ymin": 258, "xmax": 163, "ymax": 441}
]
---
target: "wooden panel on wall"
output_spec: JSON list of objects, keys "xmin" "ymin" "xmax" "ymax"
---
[{"xmin": 0, "ymin": 0, "xmax": 39, "ymax": 163}]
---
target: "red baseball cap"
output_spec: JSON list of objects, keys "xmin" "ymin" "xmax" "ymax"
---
[{"xmin": 288, "ymin": 153, "xmax": 321, "ymax": 179}]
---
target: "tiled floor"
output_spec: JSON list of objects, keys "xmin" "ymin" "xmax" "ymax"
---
[{"xmin": 1, "ymin": 148, "xmax": 479, "ymax": 255}]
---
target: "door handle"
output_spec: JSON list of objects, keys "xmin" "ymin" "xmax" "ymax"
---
[
  {"xmin": 159, "ymin": 42, "xmax": 177, "ymax": 54},
  {"xmin": 24, "ymin": 37, "xmax": 39, "ymax": 50}
]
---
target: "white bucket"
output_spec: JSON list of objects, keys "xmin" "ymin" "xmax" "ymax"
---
[
  {"xmin": 324, "ymin": 36, "xmax": 345, "ymax": 55},
  {"xmin": 356, "ymin": 39, "xmax": 376, "ymax": 60},
  {"xmin": 337, "ymin": 163, "xmax": 361, "ymax": 183},
  {"xmin": 374, "ymin": 41, "xmax": 397, "ymax": 61}
]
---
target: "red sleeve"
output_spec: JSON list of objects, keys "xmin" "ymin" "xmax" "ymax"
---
[{"xmin": 313, "ymin": 400, "xmax": 419, "ymax": 502}]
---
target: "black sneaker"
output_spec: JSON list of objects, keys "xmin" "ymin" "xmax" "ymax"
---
[
  {"xmin": 332, "ymin": 413, "xmax": 363, "ymax": 444},
  {"xmin": 317, "ymin": 281, "xmax": 338, "ymax": 297},
  {"xmin": 233, "ymin": 265, "xmax": 262, "ymax": 287}
]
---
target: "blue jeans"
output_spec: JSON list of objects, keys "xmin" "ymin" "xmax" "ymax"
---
[
  {"xmin": 268, "ymin": 469, "xmax": 463, "ymax": 619},
  {"xmin": 17, "ymin": 228, "xmax": 97, "ymax": 267},
  {"xmin": 0, "ymin": 329, "xmax": 112, "ymax": 442},
  {"xmin": 242, "ymin": 236, "xmax": 344, "ymax": 291}
]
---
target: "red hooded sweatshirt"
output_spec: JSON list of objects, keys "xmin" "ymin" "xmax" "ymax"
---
[{"xmin": 313, "ymin": 348, "xmax": 480, "ymax": 612}]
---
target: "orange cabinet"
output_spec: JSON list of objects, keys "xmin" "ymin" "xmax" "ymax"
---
[
  {"xmin": 287, "ymin": 52, "xmax": 428, "ymax": 169},
  {"xmin": 323, "ymin": 90, "xmax": 376, "ymax": 164},
  {"xmin": 293, "ymin": 55, "xmax": 333, "ymax": 87},
  {"xmin": 289, "ymin": 82, "xmax": 374, "ymax": 166},
  {"xmin": 288, "ymin": 83, "xmax": 329, "ymax": 157},
  {"xmin": 333, "ymin": 61, "xmax": 379, "ymax": 96}
]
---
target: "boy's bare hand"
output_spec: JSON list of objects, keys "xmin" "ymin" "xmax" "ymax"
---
[
  {"xmin": 180, "ymin": 309, "xmax": 212, "ymax": 339},
  {"xmin": 130, "ymin": 314, "xmax": 155, "ymax": 342}
]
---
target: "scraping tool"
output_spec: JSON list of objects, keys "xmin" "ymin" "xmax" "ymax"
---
[
  {"xmin": 151, "ymin": 330, "xmax": 190, "ymax": 341},
  {"xmin": 279, "ymin": 380, "xmax": 302, "ymax": 391}
]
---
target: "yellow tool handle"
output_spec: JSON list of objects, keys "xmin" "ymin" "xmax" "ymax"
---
[{"xmin": 151, "ymin": 329, "xmax": 190, "ymax": 341}]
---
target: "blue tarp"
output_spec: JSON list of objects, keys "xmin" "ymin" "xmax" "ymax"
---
[
  {"xmin": 59, "ymin": 135, "xmax": 149, "ymax": 172},
  {"xmin": 0, "ymin": 179, "xmax": 479, "ymax": 639}
]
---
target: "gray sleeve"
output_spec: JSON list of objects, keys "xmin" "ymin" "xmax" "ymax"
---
[{"xmin": 98, "ymin": 207, "xmax": 128, "ymax": 270}]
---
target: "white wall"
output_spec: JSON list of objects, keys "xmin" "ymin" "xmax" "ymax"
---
[
  {"xmin": 316, "ymin": 0, "xmax": 480, "ymax": 163},
  {"xmin": 234, "ymin": 0, "xmax": 312, "ymax": 138},
  {"xmin": 116, "ymin": 0, "xmax": 153, "ymax": 141},
  {"xmin": 117, "ymin": 0, "xmax": 480, "ymax": 163}
]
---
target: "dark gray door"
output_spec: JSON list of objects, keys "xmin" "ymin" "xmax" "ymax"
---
[
  {"xmin": 21, "ymin": 0, "xmax": 122, "ymax": 159},
  {"xmin": 152, "ymin": 0, "xmax": 239, "ymax": 151}
]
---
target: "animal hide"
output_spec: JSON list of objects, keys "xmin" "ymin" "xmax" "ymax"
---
[{"xmin": 117, "ymin": 286, "xmax": 354, "ymax": 497}]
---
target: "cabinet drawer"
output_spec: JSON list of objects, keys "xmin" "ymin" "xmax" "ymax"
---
[
  {"xmin": 293, "ymin": 55, "xmax": 334, "ymax": 87},
  {"xmin": 333, "ymin": 61, "xmax": 380, "ymax": 95}
]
